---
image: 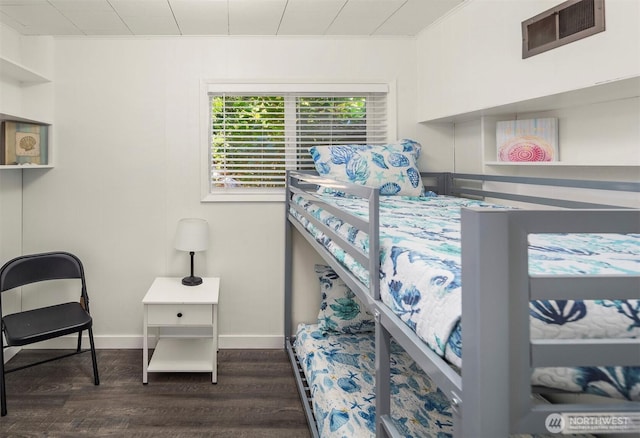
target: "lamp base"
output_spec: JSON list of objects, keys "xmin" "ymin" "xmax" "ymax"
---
[{"xmin": 181, "ymin": 276, "xmax": 203, "ymax": 286}]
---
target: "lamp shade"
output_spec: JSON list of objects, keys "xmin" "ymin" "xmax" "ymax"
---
[{"xmin": 174, "ymin": 218, "xmax": 209, "ymax": 252}]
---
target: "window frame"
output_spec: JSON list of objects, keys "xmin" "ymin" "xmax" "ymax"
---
[{"xmin": 200, "ymin": 81, "xmax": 394, "ymax": 203}]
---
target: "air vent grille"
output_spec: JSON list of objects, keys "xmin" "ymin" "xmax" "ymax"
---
[
  {"xmin": 522, "ymin": 0, "xmax": 605, "ymax": 59},
  {"xmin": 528, "ymin": 14, "xmax": 556, "ymax": 50},
  {"xmin": 559, "ymin": 0, "xmax": 595, "ymax": 38}
]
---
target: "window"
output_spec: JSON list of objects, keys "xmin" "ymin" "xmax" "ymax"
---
[{"xmin": 205, "ymin": 83, "xmax": 388, "ymax": 201}]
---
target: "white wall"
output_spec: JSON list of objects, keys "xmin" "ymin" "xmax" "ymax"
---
[
  {"xmin": 0, "ymin": 25, "xmax": 23, "ymax": 116},
  {"xmin": 20, "ymin": 36, "xmax": 419, "ymax": 348},
  {"xmin": 417, "ymin": 0, "xmax": 640, "ymax": 121}
]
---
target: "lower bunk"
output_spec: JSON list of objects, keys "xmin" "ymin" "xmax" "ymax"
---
[
  {"xmin": 289, "ymin": 323, "xmax": 596, "ymax": 438},
  {"xmin": 292, "ymin": 323, "xmax": 452, "ymax": 438}
]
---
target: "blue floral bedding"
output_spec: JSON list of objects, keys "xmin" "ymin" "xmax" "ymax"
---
[
  {"xmin": 290, "ymin": 193, "xmax": 640, "ymax": 400},
  {"xmin": 294, "ymin": 323, "xmax": 453, "ymax": 438},
  {"xmin": 295, "ymin": 324, "xmax": 594, "ymax": 438}
]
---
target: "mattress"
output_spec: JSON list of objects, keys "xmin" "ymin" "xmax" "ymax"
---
[
  {"xmin": 290, "ymin": 193, "xmax": 640, "ymax": 400},
  {"xmin": 294, "ymin": 323, "xmax": 594, "ymax": 438},
  {"xmin": 294, "ymin": 323, "xmax": 452, "ymax": 438}
]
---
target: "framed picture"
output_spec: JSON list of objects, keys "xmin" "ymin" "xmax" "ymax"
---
[
  {"xmin": 496, "ymin": 118, "xmax": 558, "ymax": 162},
  {"xmin": 0, "ymin": 121, "xmax": 48, "ymax": 165}
]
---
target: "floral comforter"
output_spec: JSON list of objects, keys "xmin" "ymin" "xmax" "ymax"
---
[
  {"xmin": 295, "ymin": 324, "xmax": 594, "ymax": 438},
  {"xmin": 294, "ymin": 324, "xmax": 453, "ymax": 438},
  {"xmin": 290, "ymin": 193, "xmax": 640, "ymax": 400}
]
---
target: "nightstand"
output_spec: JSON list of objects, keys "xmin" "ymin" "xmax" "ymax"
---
[{"xmin": 142, "ymin": 277, "xmax": 219, "ymax": 384}]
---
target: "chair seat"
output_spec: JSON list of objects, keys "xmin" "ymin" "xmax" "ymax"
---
[{"xmin": 3, "ymin": 302, "xmax": 92, "ymax": 347}]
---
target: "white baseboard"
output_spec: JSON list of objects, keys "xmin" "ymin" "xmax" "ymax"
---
[
  {"xmin": 218, "ymin": 335, "xmax": 284, "ymax": 349},
  {"xmin": 21, "ymin": 335, "xmax": 142, "ymax": 350},
  {"xmin": 2, "ymin": 346, "xmax": 20, "ymax": 363},
  {"xmin": 18, "ymin": 334, "xmax": 285, "ymax": 350}
]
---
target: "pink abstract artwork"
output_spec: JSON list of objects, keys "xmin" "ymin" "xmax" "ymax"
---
[{"xmin": 496, "ymin": 118, "xmax": 558, "ymax": 162}]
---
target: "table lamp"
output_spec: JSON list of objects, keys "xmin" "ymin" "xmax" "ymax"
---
[{"xmin": 175, "ymin": 218, "xmax": 209, "ymax": 286}]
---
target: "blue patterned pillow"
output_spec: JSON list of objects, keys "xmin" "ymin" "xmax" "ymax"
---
[
  {"xmin": 315, "ymin": 264, "xmax": 374, "ymax": 334},
  {"xmin": 393, "ymin": 138, "xmax": 422, "ymax": 159},
  {"xmin": 309, "ymin": 140, "xmax": 424, "ymax": 196}
]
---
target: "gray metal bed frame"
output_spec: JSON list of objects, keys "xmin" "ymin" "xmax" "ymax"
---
[{"xmin": 284, "ymin": 171, "xmax": 640, "ymax": 438}]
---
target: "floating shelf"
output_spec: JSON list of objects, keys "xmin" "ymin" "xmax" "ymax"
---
[
  {"xmin": 0, "ymin": 165, "xmax": 53, "ymax": 170},
  {"xmin": 422, "ymin": 75, "xmax": 640, "ymax": 124},
  {"xmin": 484, "ymin": 162, "xmax": 639, "ymax": 167},
  {"xmin": 0, "ymin": 113, "xmax": 52, "ymax": 125},
  {"xmin": 0, "ymin": 59, "xmax": 53, "ymax": 168},
  {"xmin": 0, "ymin": 56, "xmax": 51, "ymax": 84},
  {"xmin": 0, "ymin": 114, "xmax": 52, "ymax": 168}
]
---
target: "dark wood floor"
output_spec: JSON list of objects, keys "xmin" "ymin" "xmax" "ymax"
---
[{"xmin": 0, "ymin": 349, "xmax": 311, "ymax": 437}]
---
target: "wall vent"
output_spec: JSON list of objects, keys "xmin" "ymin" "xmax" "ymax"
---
[{"xmin": 522, "ymin": 0, "xmax": 605, "ymax": 59}]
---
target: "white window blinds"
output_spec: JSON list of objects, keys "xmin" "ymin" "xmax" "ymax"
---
[{"xmin": 208, "ymin": 88, "xmax": 387, "ymax": 193}]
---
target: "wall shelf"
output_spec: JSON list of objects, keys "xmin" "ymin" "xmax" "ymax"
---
[
  {"xmin": 0, "ymin": 56, "xmax": 51, "ymax": 85},
  {"xmin": 422, "ymin": 75, "xmax": 640, "ymax": 124},
  {"xmin": 0, "ymin": 165, "xmax": 53, "ymax": 170},
  {"xmin": 0, "ymin": 114, "xmax": 52, "ymax": 168},
  {"xmin": 0, "ymin": 55, "xmax": 53, "ymax": 168},
  {"xmin": 0, "ymin": 113, "xmax": 52, "ymax": 125},
  {"xmin": 484, "ymin": 161, "xmax": 638, "ymax": 167},
  {"xmin": 428, "ymin": 75, "xmax": 640, "ymax": 170}
]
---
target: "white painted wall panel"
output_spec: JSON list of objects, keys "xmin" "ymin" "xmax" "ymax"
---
[
  {"xmin": 0, "ymin": 23, "xmax": 22, "ymax": 61},
  {"xmin": 452, "ymin": 119, "xmax": 482, "ymax": 173},
  {"xmin": 417, "ymin": 0, "xmax": 640, "ymax": 121},
  {"xmin": 0, "ymin": 171, "xmax": 23, "ymax": 318},
  {"xmin": 20, "ymin": 36, "xmax": 418, "ymax": 348}
]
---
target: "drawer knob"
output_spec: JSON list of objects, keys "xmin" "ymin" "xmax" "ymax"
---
[{"xmin": 177, "ymin": 312, "xmax": 183, "ymax": 318}]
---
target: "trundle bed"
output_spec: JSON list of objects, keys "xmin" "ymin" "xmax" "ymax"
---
[{"xmin": 284, "ymin": 144, "xmax": 640, "ymax": 438}]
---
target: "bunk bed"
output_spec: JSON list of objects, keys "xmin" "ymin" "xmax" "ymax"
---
[{"xmin": 284, "ymin": 147, "xmax": 640, "ymax": 437}]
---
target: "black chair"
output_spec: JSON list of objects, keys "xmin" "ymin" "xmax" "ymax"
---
[{"xmin": 0, "ymin": 251, "xmax": 99, "ymax": 416}]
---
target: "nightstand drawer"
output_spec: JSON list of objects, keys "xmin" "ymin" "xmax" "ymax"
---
[{"xmin": 147, "ymin": 304, "xmax": 212, "ymax": 326}]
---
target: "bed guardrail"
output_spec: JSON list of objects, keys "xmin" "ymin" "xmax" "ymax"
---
[
  {"xmin": 422, "ymin": 172, "xmax": 640, "ymax": 209},
  {"xmin": 461, "ymin": 207, "xmax": 640, "ymax": 436},
  {"xmin": 286, "ymin": 171, "xmax": 380, "ymax": 308},
  {"xmin": 376, "ymin": 208, "xmax": 640, "ymax": 438},
  {"xmin": 284, "ymin": 170, "xmax": 380, "ymax": 341},
  {"xmin": 285, "ymin": 338, "xmax": 320, "ymax": 438}
]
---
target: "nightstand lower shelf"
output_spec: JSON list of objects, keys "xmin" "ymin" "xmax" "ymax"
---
[{"xmin": 148, "ymin": 338, "xmax": 213, "ymax": 373}]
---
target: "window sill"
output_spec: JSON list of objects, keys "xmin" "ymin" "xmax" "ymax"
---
[{"xmin": 202, "ymin": 191, "xmax": 285, "ymax": 203}]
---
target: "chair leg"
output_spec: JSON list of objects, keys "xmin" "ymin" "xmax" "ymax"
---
[
  {"xmin": 77, "ymin": 330, "xmax": 82, "ymax": 353},
  {"xmin": 1, "ymin": 337, "xmax": 7, "ymax": 416},
  {"xmin": 88, "ymin": 328, "xmax": 99, "ymax": 386}
]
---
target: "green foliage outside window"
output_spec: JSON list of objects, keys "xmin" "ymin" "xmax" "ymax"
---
[
  {"xmin": 211, "ymin": 95, "xmax": 368, "ymax": 189},
  {"xmin": 211, "ymin": 95, "xmax": 284, "ymax": 188}
]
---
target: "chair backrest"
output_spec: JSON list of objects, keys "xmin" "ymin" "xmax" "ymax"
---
[{"xmin": 0, "ymin": 252, "xmax": 86, "ymax": 293}]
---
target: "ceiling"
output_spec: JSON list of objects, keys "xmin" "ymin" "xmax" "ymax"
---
[{"xmin": 0, "ymin": 0, "xmax": 464, "ymax": 37}]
